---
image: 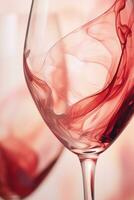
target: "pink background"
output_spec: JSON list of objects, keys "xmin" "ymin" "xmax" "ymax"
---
[{"xmin": 0, "ymin": 1, "xmax": 134, "ymax": 199}]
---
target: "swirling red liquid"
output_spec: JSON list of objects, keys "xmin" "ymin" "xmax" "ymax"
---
[{"xmin": 24, "ymin": 0, "xmax": 134, "ymax": 155}]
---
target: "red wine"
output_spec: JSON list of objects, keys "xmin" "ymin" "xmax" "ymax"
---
[
  {"xmin": 0, "ymin": 138, "xmax": 60, "ymax": 199},
  {"xmin": 24, "ymin": 0, "xmax": 134, "ymax": 155},
  {"xmin": 0, "ymin": 88, "xmax": 63, "ymax": 199}
]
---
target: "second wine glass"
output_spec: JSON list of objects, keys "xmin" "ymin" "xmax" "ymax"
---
[
  {"xmin": 0, "ymin": 13, "xmax": 63, "ymax": 199},
  {"xmin": 23, "ymin": 0, "xmax": 134, "ymax": 199}
]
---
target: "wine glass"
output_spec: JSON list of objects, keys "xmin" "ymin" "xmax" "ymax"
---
[
  {"xmin": 0, "ymin": 86, "xmax": 63, "ymax": 199},
  {"xmin": 0, "ymin": 13, "xmax": 63, "ymax": 199},
  {"xmin": 23, "ymin": 0, "xmax": 134, "ymax": 199}
]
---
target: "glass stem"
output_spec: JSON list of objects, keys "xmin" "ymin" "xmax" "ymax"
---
[{"xmin": 79, "ymin": 156, "xmax": 97, "ymax": 200}]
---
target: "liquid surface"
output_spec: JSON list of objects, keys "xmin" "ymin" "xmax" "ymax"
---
[{"xmin": 24, "ymin": 0, "xmax": 134, "ymax": 155}]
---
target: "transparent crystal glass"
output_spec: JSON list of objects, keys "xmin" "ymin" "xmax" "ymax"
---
[{"xmin": 24, "ymin": 0, "xmax": 134, "ymax": 199}]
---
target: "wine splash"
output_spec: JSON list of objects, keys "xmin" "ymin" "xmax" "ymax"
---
[{"xmin": 24, "ymin": 0, "xmax": 134, "ymax": 155}]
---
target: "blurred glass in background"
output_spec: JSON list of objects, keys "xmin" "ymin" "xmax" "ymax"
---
[
  {"xmin": 0, "ymin": 2, "xmax": 63, "ymax": 199},
  {"xmin": 0, "ymin": 1, "xmax": 134, "ymax": 200}
]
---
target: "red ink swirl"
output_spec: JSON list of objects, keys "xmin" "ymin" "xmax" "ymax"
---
[{"xmin": 24, "ymin": 0, "xmax": 134, "ymax": 155}]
